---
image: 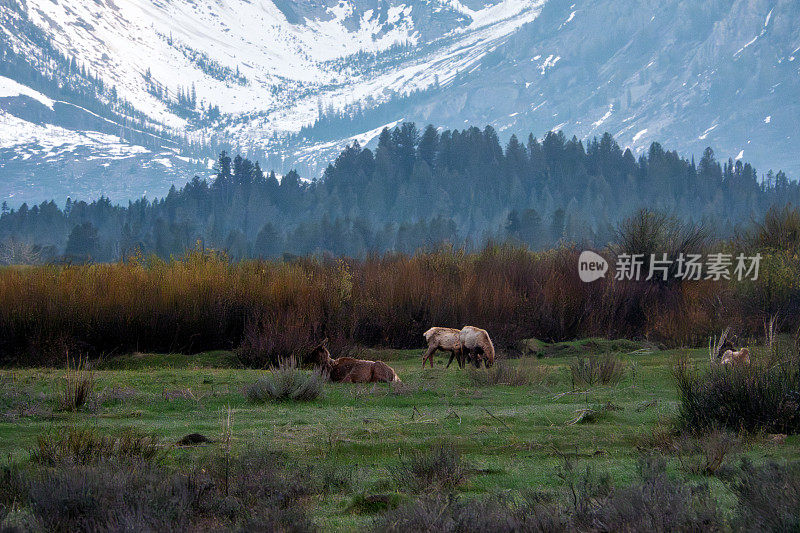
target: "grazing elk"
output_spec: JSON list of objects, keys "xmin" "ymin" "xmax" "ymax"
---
[
  {"xmin": 422, "ymin": 327, "xmax": 465, "ymax": 368},
  {"xmin": 312, "ymin": 340, "xmax": 401, "ymax": 383},
  {"xmin": 720, "ymin": 347, "xmax": 751, "ymax": 366},
  {"xmin": 459, "ymin": 326, "xmax": 495, "ymax": 368}
]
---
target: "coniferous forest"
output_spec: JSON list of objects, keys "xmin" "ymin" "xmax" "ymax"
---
[{"xmin": 0, "ymin": 123, "xmax": 795, "ymax": 263}]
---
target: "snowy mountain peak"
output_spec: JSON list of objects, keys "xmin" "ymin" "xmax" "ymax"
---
[{"xmin": 1, "ymin": 0, "xmax": 799, "ymax": 206}]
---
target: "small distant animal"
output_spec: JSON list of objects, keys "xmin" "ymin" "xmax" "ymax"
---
[
  {"xmin": 176, "ymin": 433, "xmax": 212, "ymax": 446},
  {"xmin": 459, "ymin": 326, "xmax": 496, "ymax": 368},
  {"xmin": 720, "ymin": 347, "xmax": 750, "ymax": 366},
  {"xmin": 717, "ymin": 339, "xmax": 736, "ymax": 360},
  {"xmin": 312, "ymin": 340, "xmax": 401, "ymax": 383},
  {"xmin": 422, "ymin": 327, "xmax": 465, "ymax": 368}
]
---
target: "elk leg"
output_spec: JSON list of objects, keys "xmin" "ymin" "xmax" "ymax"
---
[
  {"xmin": 469, "ymin": 347, "xmax": 483, "ymax": 368},
  {"xmin": 446, "ymin": 349, "xmax": 457, "ymax": 368},
  {"xmin": 422, "ymin": 345, "xmax": 437, "ymax": 368},
  {"xmin": 459, "ymin": 349, "xmax": 470, "ymax": 369},
  {"xmin": 460, "ymin": 347, "xmax": 470, "ymax": 369},
  {"xmin": 451, "ymin": 348, "xmax": 462, "ymax": 369}
]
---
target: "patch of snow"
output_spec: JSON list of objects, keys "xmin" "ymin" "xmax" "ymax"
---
[
  {"xmin": 0, "ymin": 111, "xmax": 149, "ymax": 159},
  {"xmin": 735, "ymin": 150, "xmax": 744, "ymax": 160},
  {"xmin": 291, "ymin": 119, "xmax": 403, "ymax": 170},
  {"xmin": 538, "ymin": 54, "xmax": 561, "ymax": 75},
  {"xmin": 699, "ymin": 124, "xmax": 718, "ymax": 140},
  {"xmin": 0, "ymin": 76, "xmax": 54, "ymax": 109},
  {"xmin": 530, "ymin": 101, "xmax": 546, "ymax": 112},
  {"xmin": 734, "ymin": 12, "xmax": 773, "ymax": 58},
  {"xmin": 560, "ymin": 10, "xmax": 576, "ymax": 28},
  {"xmin": 764, "ymin": 115, "xmax": 771, "ymax": 124},
  {"xmin": 442, "ymin": 0, "xmax": 539, "ymax": 31},
  {"xmin": 735, "ymin": 35, "xmax": 760, "ymax": 57},
  {"xmin": 632, "ymin": 129, "xmax": 648, "ymax": 143},
  {"xmin": 592, "ymin": 104, "xmax": 613, "ymax": 128}
]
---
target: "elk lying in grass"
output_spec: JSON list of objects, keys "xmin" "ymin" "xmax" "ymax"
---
[
  {"xmin": 312, "ymin": 340, "xmax": 400, "ymax": 383},
  {"xmin": 422, "ymin": 326, "xmax": 496, "ymax": 369},
  {"xmin": 720, "ymin": 348, "xmax": 751, "ymax": 366}
]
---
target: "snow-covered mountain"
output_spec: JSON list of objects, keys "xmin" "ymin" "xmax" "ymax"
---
[{"xmin": 0, "ymin": 0, "xmax": 798, "ymax": 205}]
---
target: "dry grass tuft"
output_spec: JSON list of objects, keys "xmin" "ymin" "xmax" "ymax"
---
[
  {"xmin": 675, "ymin": 350, "xmax": 800, "ymax": 434},
  {"xmin": 393, "ymin": 443, "xmax": 468, "ymax": 492},
  {"xmin": 245, "ymin": 357, "xmax": 325, "ymax": 402},
  {"xmin": 468, "ymin": 359, "xmax": 550, "ymax": 387},
  {"xmin": 30, "ymin": 428, "xmax": 163, "ymax": 466},
  {"xmin": 570, "ymin": 354, "xmax": 627, "ymax": 388},
  {"xmin": 676, "ymin": 428, "xmax": 741, "ymax": 476},
  {"xmin": 59, "ymin": 355, "xmax": 95, "ymax": 412}
]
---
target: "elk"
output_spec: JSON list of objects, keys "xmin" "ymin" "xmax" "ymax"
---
[
  {"xmin": 459, "ymin": 326, "xmax": 495, "ymax": 368},
  {"xmin": 421, "ymin": 327, "xmax": 466, "ymax": 368},
  {"xmin": 312, "ymin": 340, "xmax": 401, "ymax": 383},
  {"xmin": 720, "ymin": 347, "xmax": 750, "ymax": 366}
]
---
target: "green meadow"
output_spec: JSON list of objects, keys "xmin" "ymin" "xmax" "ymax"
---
[{"xmin": 2, "ymin": 341, "xmax": 797, "ymax": 531}]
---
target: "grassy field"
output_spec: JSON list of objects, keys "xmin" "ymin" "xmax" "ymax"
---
[{"xmin": 1, "ymin": 341, "xmax": 798, "ymax": 530}]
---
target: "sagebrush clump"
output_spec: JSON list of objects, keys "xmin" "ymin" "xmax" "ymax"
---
[
  {"xmin": 31, "ymin": 428, "xmax": 163, "ymax": 466},
  {"xmin": 59, "ymin": 356, "xmax": 95, "ymax": 412},
  {"xmin": 392, "ymin": 443, "xmax": 468, "ymax": 493},
  {"xmin": 468, "ymin": 359, "xmax": 550, "ymax": 386},
  {"xmin": 3, "ymin": 448, "xmax": 321, "ymax": 532},
  {"xmin": 570, "ymin": 354, "xmax": 627, "ymax": 387},
  {"xmin": 375, "ymin": 457, "xmax": 723, "ymax": 532},
  {"xmin": 245, "ymin": 357, "xmax": 325, "ymax": 402},
  {"xmin": 726, "ymin": 458, "xmax": 800, "ymax": 531},
  {"xmin": 675, "ymin": 353, "xmax": 800, "ymax": 434}
]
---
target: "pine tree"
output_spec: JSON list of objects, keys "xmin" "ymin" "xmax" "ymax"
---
[
  {"xmin": 418, "ymin": 124, "xmax": 438, "ymax": 167},
  {"xmin": 550, "ymin": 208, "xmax": 566, "ymax": 243},
  {"xmin": 254, "ymin": 223, "xmax": 283, "ymax": 258},
  {"xmin": 65, "ymin": 222, "xmax": 99, "ymax": 262}
]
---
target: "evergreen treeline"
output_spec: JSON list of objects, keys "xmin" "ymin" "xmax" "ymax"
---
[{"xmin": 0, "ymin": 122, "xmax": 794, "ymax": 263}]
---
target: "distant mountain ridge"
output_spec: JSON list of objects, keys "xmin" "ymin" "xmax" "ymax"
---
[{"xmin": 0, "ymin": 0, "xmax": 798, "ymax": 206}]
